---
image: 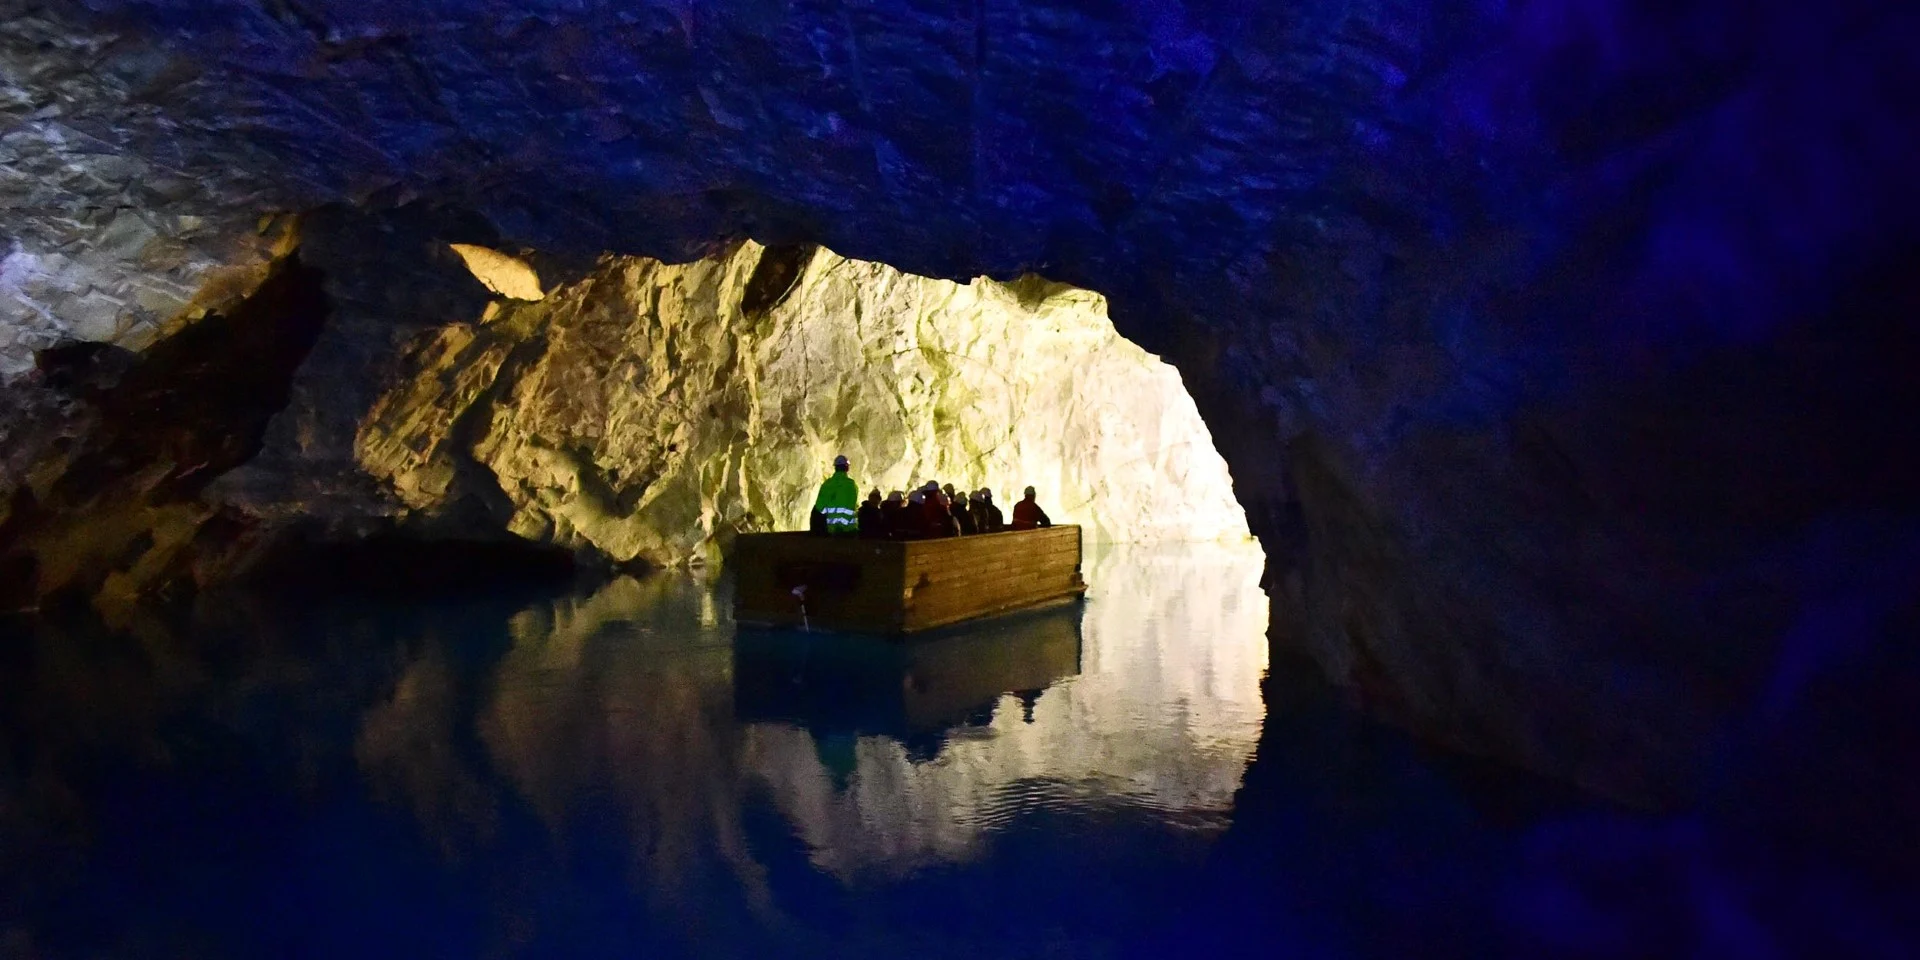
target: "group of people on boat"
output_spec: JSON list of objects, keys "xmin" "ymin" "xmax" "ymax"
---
[{"xmin": 809, "ymin": 455, "xmax": 1052, "ymax": 539}]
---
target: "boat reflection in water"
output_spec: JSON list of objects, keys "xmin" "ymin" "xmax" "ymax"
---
[
  {"xmin": 732, "ymin": 608, "xmax": 1086, "ymax": 748},
  {"xmin": 456, "ymin": 540, "xmax": 1271, "ymax": 940},
  {"xmin": 732, "ymin": 541, "xmax": 1269, "ymax": 882},
  {"xmin": 0, "ymin": 542, "xmax": 1271, "ymax": 959}
]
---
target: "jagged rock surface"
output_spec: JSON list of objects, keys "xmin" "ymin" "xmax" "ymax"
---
[
  {"xmin": 0, "ymin": 257, "xmax": 331, "ymax": 611},
  {"xmin": 0, "ymin": 12, "xmax": 298, "ymax": 376},
  {"xmin": 357, "ymin": 242, "xmax": 1248, "ymax": 564}
]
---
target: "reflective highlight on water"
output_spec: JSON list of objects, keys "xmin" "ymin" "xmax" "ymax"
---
[
  {"xmin": 8, "ymin": 543, "xmax": 1895, "ymax": 958},
  {"xmin": 737, "ymin": 543, "xmax": 1267, "ymax": 880},
  {"xmin": 0, "ymin": 543, "xmax": 1270, "ymax": 958}
]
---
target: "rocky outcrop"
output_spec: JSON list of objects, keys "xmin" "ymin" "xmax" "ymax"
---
[
  {"xmin": 354, "ymin": 241, "xmax": 1247, "ymax": 565},
  {"xmin": 0, "ymin": 11, "xmax": 298, "ymax": 377},
  {"xmin": 1, "ymin": 0, "xmax": 1915, "ymax": 821},
  {"xmin": 0, "ymin": 256, "xmax": 330, "ymax": 611}
]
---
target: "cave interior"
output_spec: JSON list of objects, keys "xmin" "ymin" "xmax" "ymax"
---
[{"xmin": 1, "ymin": 0, "xmax": 1917, "ymax": 955}]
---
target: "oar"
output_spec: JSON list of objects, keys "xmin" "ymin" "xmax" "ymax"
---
[{"xmin": 790, "ymin": 584, "xmax": 811, "ymax": 633}]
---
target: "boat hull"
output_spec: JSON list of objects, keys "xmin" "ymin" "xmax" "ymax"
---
[{"xmin": 730, "ymin": 526, "xmax": 1087, "ymax": 634}]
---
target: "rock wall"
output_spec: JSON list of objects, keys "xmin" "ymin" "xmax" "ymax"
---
[
  {"xmin": 0, "ymin": 10, "xmax": 298, "ymax": 377},
  {"xmin": 357, "ymin": 241, "xmax": 1248, "ymax": 564},
  {"xmin": 0, "ymin": 256, "xmax": 332, "ymax": 612}
]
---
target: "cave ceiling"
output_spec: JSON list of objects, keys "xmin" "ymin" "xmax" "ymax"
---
[
  {"xmin": 5, "ymin": 1, "xmax": 1909, "ymax": 353},
  {"xmin": 18, "ymin": 0, "xmax": 1392, "ymax": 272}
]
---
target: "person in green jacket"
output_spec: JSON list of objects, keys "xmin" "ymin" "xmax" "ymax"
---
[{"xmin": 812, "ymin": 455, "xmax": 860, "ymax": 536}]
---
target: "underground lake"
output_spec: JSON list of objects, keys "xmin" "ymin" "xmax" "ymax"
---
[{"xmin": 4, "ymin": 0, "xmax": 1917, "ymax": 955}]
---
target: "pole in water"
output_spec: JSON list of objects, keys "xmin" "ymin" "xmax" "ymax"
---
[{"xmin": 790, "ymin": 584, "xmax": 810, "ymax": 632}]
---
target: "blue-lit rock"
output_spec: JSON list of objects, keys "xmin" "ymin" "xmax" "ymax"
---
[{"xmin": 0, "ymin": 0, "xmax": 1914, "ymax": 823}]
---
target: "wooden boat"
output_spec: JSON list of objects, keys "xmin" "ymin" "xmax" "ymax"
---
[{"xmin": 730, "ymin": 525, "xmax": 1087, "ymax": 635}]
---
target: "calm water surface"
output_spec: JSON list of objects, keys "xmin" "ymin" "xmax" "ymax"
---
[
  {"xmin": 1, "ymin": 544, "xmax": 1278, "ymax": 958},
  {"xmin": 4, "ymin": 544, "xmax": 1896, "ymax": 958}
]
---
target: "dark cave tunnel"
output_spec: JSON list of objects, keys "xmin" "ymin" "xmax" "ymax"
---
[{"xmin": 1, "ymin": 0, "xmax": 1918, "ymax": 956}]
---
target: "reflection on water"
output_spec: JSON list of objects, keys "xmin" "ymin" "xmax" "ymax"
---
[
  {"xmin": 0, "ymin": 543, "xmax": 1276, "ymax": 957},
  {"xmin": 4, "ymin": 542, "xmax": 1907, "ymax": 958},
  {"xmin": 453, "ymin": 542, "xmax": 1270, "ymax": 940},
  {"xmin": 736, "ymin": 543, "xmax": 1267, "ymax": 881}
]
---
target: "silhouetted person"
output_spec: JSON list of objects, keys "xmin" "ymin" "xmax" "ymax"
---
[
  {"xmin": 900, "ymin": 489, "xmax": 930, "ymax": 539},
  {"xmin": 1014, "ymin": 688, "xmax": 1043, "ymax": 723},
  {"xmin": 921, "ymin": 481, "xmax": 958, "ymax": 538},
  {"xmin": 812, "ymin": 455, "xmax": 860, "ymax": 536},
  {"xmin": 939, "ymin": 482, "xmax": 965, "ymax": 536},
  {"xmin": 881, "ymin": 490, "xmax": 910, "ymax": 540},
  {"xmin": 858, "ymin": 489, "xmax": 887, "ymax": 539},
  {"xmin": 1010, "ymin": 485, "xmax": 1052, "ymax": 531},
  {"xmin": 974, "ymin": 488, "xmax": 1005, "ymax": 533},
  {"xmin": 952, "ymin": 486, "xmax": 978, "ymax": 535}
]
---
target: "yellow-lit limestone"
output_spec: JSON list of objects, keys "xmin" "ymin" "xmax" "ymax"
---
[
  {"xmin": 356, "ymin": 242, "xmax": 1248, "ymax": 566},
  {"xmin": 448, "ymin": 244, "xmax": 546, "ymax": 301}
]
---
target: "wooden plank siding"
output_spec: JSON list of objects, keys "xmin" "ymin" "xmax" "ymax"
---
[{"xmin": 731, "ymin": 526, "xmax": 1086, "ymax": 635}]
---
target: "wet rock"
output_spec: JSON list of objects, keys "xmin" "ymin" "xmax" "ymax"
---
[{"xmin": 0, "ymin": 256, "xmax": 330, "ymax": 610}]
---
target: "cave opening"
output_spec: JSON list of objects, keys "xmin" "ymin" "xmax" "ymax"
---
[
  {"xmin": 5, "ymin": 206, "xmax": 1266, "ymax": 608},
  {"xmin": 352, "ymin": 235, "xmax": 1262, "ymax": 573}
]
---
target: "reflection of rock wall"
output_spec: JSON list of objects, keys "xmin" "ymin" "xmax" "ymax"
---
[
  {"xmin": 365, "ymin": 547, "xmax": 1264, "ymax": 891},
  {"xmin": 355, "ymin": 650, "xmax": 501, "ymax": 860},
  {"xmin": 356, "ymin": 242, "xmax": 1248, "ymax": 565},
  {"xmin": 741, "ymin": 542, "xmax": 1268, "ymax": 880},
  {"xmin": 476, "ymin": 576, "xmax": 778, "ymax": 930}
]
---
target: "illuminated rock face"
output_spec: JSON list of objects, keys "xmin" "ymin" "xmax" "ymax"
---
[
  {"xmin": 356, "ymin": 242, "xmax": 1248, "ymax": 563},
  {"xmin": 0, "ymin": 16, "xmax": 299, "ymax": 378}
]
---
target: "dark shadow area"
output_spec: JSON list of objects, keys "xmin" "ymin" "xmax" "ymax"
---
[
  {"xmin": 0, "ymin": 256, "xmax": 333, "ymax": 611},
  {"xmin": 739, "ymin": 243, "xmax": 816, "ymax": 317},
  {"xmin": 1129, "ymin": 649, "xmax": 1920, "ymax": 960},
  {"xmin": 231, "ymin": 533, "xmax": 582, "ymax": 599},
  {"xmin": 41, "ymin": 255, "xmax": 331, "ymax": 505},
  {"xmin": 0, "ymin": 590, "xmax": 526, "ymax": 960}
]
